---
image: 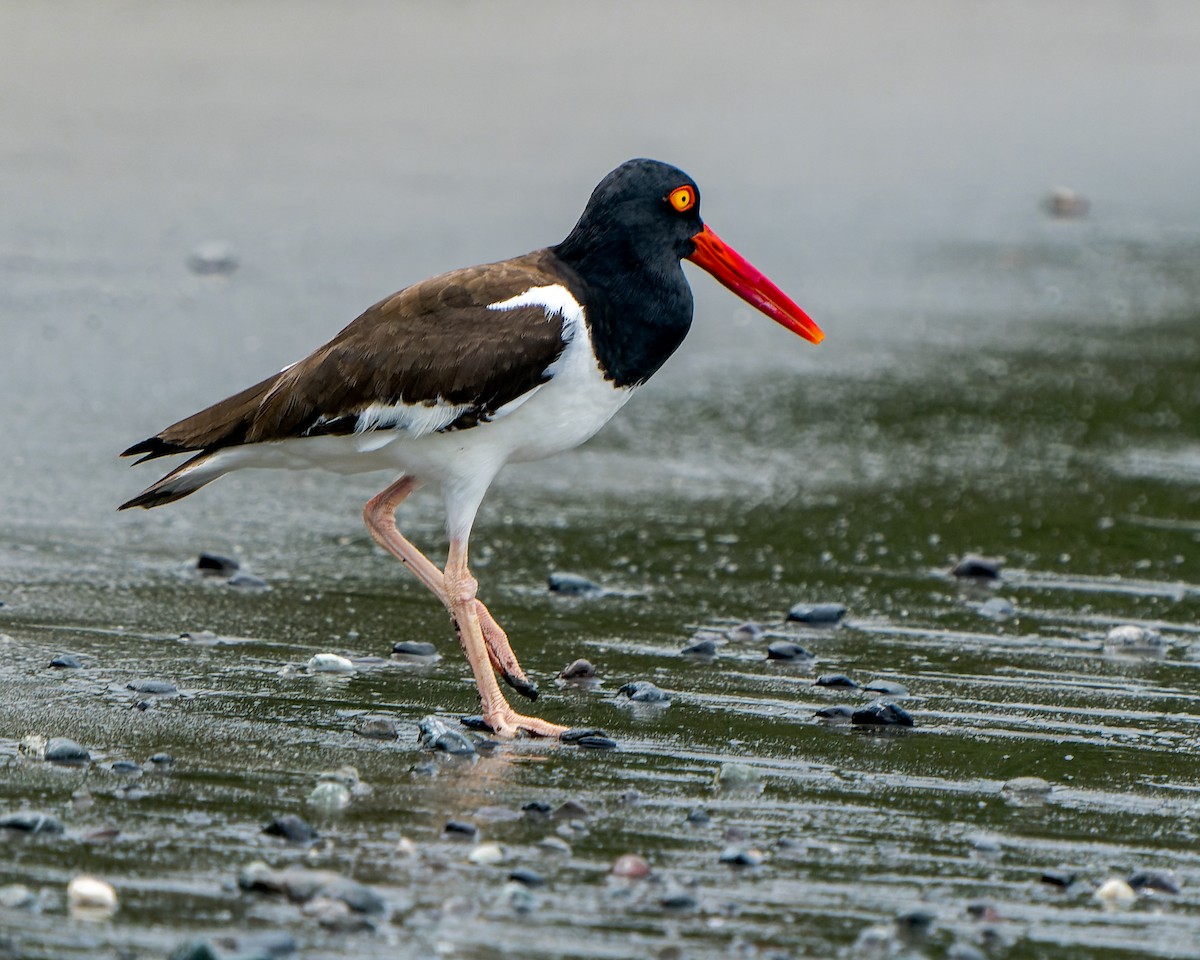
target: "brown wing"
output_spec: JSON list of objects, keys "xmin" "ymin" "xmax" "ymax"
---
[{"xmin": 122, "ymin": 250, "xmax": 578, "ymax": 461}]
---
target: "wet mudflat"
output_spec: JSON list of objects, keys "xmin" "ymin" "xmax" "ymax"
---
[{"xmin": 4, "ymin": 2, "xmax": 1200, "ymax": 958}]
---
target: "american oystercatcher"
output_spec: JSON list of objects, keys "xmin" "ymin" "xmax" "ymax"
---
[{"xmin": 120, "ymin": 159, "xmax": 824, "ymax": 738}]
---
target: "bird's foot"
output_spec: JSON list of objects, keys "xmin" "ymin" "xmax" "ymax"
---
[
  {"xmin": 475, "ymin": 600, "xmax": 539, "ymax": 701},
  {"xmin": 482, "ymin": 705, "xmax": 569, "ymax": 740}
]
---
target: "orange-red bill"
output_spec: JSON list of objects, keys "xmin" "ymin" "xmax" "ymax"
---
[{"xmin": 685, "ymin": 225, "xmax": 824, "ymax": 344}]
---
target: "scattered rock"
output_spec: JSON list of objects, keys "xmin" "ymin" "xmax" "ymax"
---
[
  {"xmin": 685, "ymin": 808, "xmax": 710, "ymax": 825},
  {"xmin": 187, "ymin": 241, "xmax": 240, "ymax": 276},
  {"xmin": 547, "ymin": 572, "xmax": 604, "ymax": 597},
  {"xmin": 1105, "ymin": 625, "xmax": 1165, "ymax": 655},
  {"xmin": 1094, "ymin": 877, "xmax": 1136, "ymax": 906},
  {"xmin": 110, "ymin": 760, "xmax": 142, "ymax": 775},
  {"xmin": 977, "ymin": 597, "xmax": 1015, "ymax": 621},
  {"xmin": 168, "ymin": 940, "xmax": 220, "ymax": 960},
  {"xmin": 392, "ymin": 641, "xmax": 438, "ymax": 657},
  {"xmin": 558, "ymin": 658, "xmax": 597, "ymax": 681},
  {"xmin": 766, "ymin": 641, "xmax": 813, "ymax": 661},
  {"xmin": 126, "ymin": 679, "xmax": 178, "ymax": 695},
  {"xmin": 468, "ymin": 842, "xmax": 506, "ymax": 865},
  {"xmin": 617, "ymin": 680, "xmax": 670, "ymax": 703},
  {"xmin": 814, "ymin": 705, "xmax": 854, "ymax": 722},
  {"xmin": 238, "ymin": 861, "xmax": 384, "ymax": 914},
  {"xmin": 1040, "ymin": 869, "xmax": 1077, "ymax": 888},
  {"xmin": 49, "ymin": 654, "xmax": 83, "ymax": 669},
  {"xmin": 681, "ymin": 637, "xmax": 718, "ymax": 657},
  {"xmin": 148, "ymin": 753, "xmax": 175, "ymax": 768},
  {"xmin": 521, "ymin": 801, "xmax": 552, "ymax": 819},
  {"xmin": 612, "ymin": 854, "xmax": 651, "ymax": 878},
  {"xmin": 178, "ymin": 630, "xmax": 221, "ymax": 645},
  {"xmin": 851, "ymin": 700, "xmax": 914, "ymax": 727},
  {"xmin": 263, "ymin": 814, "xmax": 319, "ymax": 844},
  {"xmin": 444, "ymin": 820, "xmax": 478, "ymax": 840},
  {"xmin": 45, "ymin": 737, "xmax": 90, "ymax": 765},
  {"xmin": 660, "ymin": 890, "xmax": 697, "ymax": 911},
  {"xmin": 0, "ymin": 884, "xmax": 36, "ymax": 909},
  {"xmin": 1042, "ymin": 187, "xmax": 1090, "ymax": 219},
  {"xmin": 0, "ymin": 811, "xmax": 65, "ymax": 835},
  {"xmin": 67, "ymin": 875, "xmax": 118, "ymax": 915},
  {"xmin": 715, "ymin": 762, "xmax": 762, "ymax": 793},
  {"xmin": 719, "ymin": 846, "xmax": 764, "ymax": 867},
  {"xmin": 951, "ymin": 555, "xmax": 1002, "ymax": 580},
  {"xmin": 1002, "ymin": 776, "xmax": 1052, "ymax": 800},
  {"xmin": 308, "ymin": 769, "xmax": 358, "ymax": 812},
  {"xmin": 354, "ymin": 715, "xmax": 399, "ymax": 740},
  {"xmin": 552, "ymin": 800, "xmax": 591, "ymax": 821},
  {"xmin": 418, "ymin": 716, "xmax": 476, "ymax": 756},
  {"xmin": 863, "ymin": 679, "xmax": 909, "ymax": 697},
  {"xmin": 538, "ymin": 836, "xmax": 572, "ymax": 856},
  {"xmin": 508, "ymin": 868, "xmax": 546, "ymax": 887},
  {"xmin": 786, "ymin": 602, "xmax": 847, "ymax": 624},
  {"xmin": 1129, "ymin": 870, "xmax": 1181, "ymax": 895},
  {"xmin": 815, "ymin": 673, "xmax": 858, "ymax": 689},
  {"xmin": 307, "ymin": 653, "xmax": 355, "ymax": 674},
  {"xmin": 727, "ymin": 622, "xmax": 764, "ymax": 642},
  {"xmin": 227, "ymin": 572, "xmax": 268, "ymax": 589},
  {"xmin": 196, "ymin": 552, "xmax": 239, "ymax": 576}
]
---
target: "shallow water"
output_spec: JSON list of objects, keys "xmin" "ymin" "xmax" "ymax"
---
[{"xmin": 3, "ymin": 3, "xmax": 1200, "ymax": 958}]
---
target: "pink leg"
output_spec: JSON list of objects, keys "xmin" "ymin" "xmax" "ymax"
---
[
  {"xmin": 363, "ymin": 476, "xmax": 540, "ymax": 701},
  {"xmin": 443, "ymin": 537, "xmax": 567, "ymax": 739}
]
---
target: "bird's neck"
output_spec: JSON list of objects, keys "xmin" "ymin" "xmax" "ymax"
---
[{"xmin": 552, "ymin": 234, "xmax": 693, "ymax": 388}]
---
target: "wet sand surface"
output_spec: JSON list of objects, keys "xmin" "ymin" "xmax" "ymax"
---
[{"xmin": 2, "ymin": 2, "xmax": 1200, "ymax": 958}]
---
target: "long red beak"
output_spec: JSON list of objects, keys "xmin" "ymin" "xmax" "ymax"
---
[{"xmin": 685, "ymin": 225, "xmax": 824, "ymax": 344}]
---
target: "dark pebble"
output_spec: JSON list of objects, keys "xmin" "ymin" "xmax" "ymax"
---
[
  {"xmin": 264, "ymin": 814, "xmax": 319, "ymax": 844},
  {"xmin": 508, "ymin": 868, "xmax": 546, "ymax": 888},
  {"xmin": 45, "ymin": 737, "xmax": 90, "ymax": 764},
  {"xmin": 766, "ymin": 641, "xmax": 813, "ymax": 661},
  {"xmin": 227, "ymin": 572, "xmax": 268, "ymax": 589},
  {"xmin": 521, "ymin": 801, "xmax": 552, "ymax": 818},
  {"xmin": 951, "ymin": 555, "xmax": 1001, "ymax": 580},
  {"xmin": 110, "ymin": 760, "xmax": 142, "ymax": 775},
  {"xmin": 617, "ymin": 680, "xmax": 670, "ymax": 703},
  {"xmin": 851, "ymin": 700, "xmax": 914, "ymax": 727},
  {"xmin": 786, "ymin": 602, "xmax": 847, "ymax": 624},
  {"xmin": 127, "ymin": 679, "xmax": 178, "ymax": 695},
  {"xmin": 863, "ymin": 679, "xmax": 909, "ymax": 697},
  {"xmin": 148, "ymin": 753, "xmax": 175, "ymax": 767},
  {"xmin": 320, "ymin": 877, "xmax": 386, "ymax": 914},
  {"xmin": 561, "ymin": 727, "xmax": 607, "ymax": 743},
  {"xmin": 354, "ymin": 715, "xmax": 399, "ymax": 740},
  {"xmin": 553, "ymin": 800, "xmax": 591, "ymax": 821},
  {"xmin": 1129, "ymin": 870, "xmax": 1181, "ymax": 895},
  {"xmin": 196, "ymin": 552, "xmax": 239, "ymax": 576},
  {"xmin": 444, "ymin": 820, "xmax": 478, "ymax": 839},
  {"xmin": 719, "ymin": 846, "xmax": 764, "ymax": 866},
  {"xmin": 419, "ymin": 716, "xmax": 478, "ymax": 756},
  {"xmin": 896, "ymin": 908, "xmax": 935, "ymax": 937},
  {"xmin": 547, "ymin": 572, "xmax": 605, "ymax": 597},
  {"xmin": 49, "ymin": 654, "xmax": 83, "ymax": 669},
  {"xmin": 1040, "ymin": 870, "xmax": 1076, "ymax": 888},
  {"xmin": 392, "ymin": 641, "xmax": 438, "ymax": 657},
  {"xmin": 0, "ymin": 811, "xmax": 65, "ymax": 834},
  {"xmin": 558, "ymin": 658, "xmax": 597, "ymax": 681},
  {"xmin": 169, "ymin": 942, "xmax": 220, "ymax": 960},
  {"xmin": 686, "ymin": 808, "xmax": 711, "ymax": 825},
  {"xmin": 814, "ymin": 705, "xmax": 855, "ymax": 721},
  {"xmin": 660, "ymin": 892, "xmax": 697, "ymax": 911},
  {"xmin": 459, "ymin": 715, "xmax": 492, "ymax": 731},
  {"xmin": 815, "ymin": 674, "xmax": 859, "ymax": 689},
  {"xmin": 680, "ymin": 637, "xmax": 718, "ymax": 657}
]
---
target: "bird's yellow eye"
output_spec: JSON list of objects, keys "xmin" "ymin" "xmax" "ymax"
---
[{"xmin": 668, "ymin": 185, "xmax": 695, "ymax": 213}]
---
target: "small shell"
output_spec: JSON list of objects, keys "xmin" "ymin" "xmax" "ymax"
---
[
  {"xmin": 1095, "ymin": 877, "xmax": 1137, "ymax": 905},
  {"xmin": 67, "ymin": 875, "xmax": 118, "ymax": 915}
]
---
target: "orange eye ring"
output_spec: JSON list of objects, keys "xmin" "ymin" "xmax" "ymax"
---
[{"xmin": 668, "ymin": 185, "xmax": 695, "ymax": 213}]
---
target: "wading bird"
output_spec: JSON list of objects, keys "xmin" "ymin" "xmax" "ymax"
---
[{"xmin": 120, "ymin": 159, "xmax": 824, "ymax": 738}]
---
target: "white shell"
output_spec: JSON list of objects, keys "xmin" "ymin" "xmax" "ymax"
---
[
  {"xmin": 67, "ymin": 875, "xmax": 118, "ymax": 914},
  {"xmin": 1095, "ymin": 877, "xmax": 1137, "ymax": 905},
  {"xmin": 307, "ymin": 653, "xmax": 355, "ymax": 674},
  {"xmin": 467, "ymin": 842, "xmax": 506, "ymax": 865}
]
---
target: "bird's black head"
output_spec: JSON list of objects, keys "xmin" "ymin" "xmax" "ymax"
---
[{"xmin": 554, "ymin": 158, "xmax": 704, "ymax": 273}]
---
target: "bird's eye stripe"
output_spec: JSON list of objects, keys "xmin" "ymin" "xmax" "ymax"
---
[{"xmin": 668, "ymin": 186, "xmax": 695, "ymax": 212}]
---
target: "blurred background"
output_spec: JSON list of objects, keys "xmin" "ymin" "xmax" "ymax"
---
[{"xmin": 2, "ymin": 3, "xmax": 1199, "ymax": 959}]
